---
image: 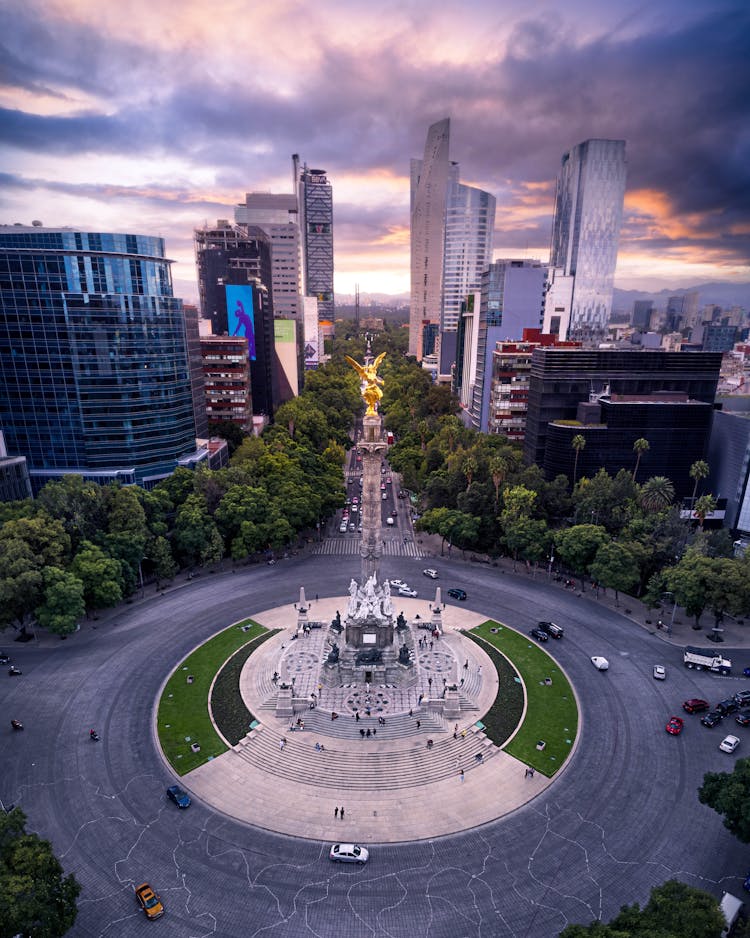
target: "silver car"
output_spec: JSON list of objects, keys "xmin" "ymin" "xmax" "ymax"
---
[{"xmin": 329, "ymin": 843, "xmax": 369, "ymax": 864}]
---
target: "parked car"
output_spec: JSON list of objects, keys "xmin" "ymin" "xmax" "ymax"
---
[
  {"xmin": 422, "ymin": 569, "xmax": 439, "ymax": 579},
  {"xmin": 398, "ymin": 586, "xmax": 417, "ymax": 597},
  {"xmin": 735, "ymin": 712, "xmax": 750, "ymax": 727},
  {"xmin": 447, "ymin": 588, "xmax": 467, "ymax": 601},
  {"xmin": 733, "ymin": 689, "xmax": 750, "ymax": 707},
  {"xmin": 653, "ymin": 665, "xmax": 666, "ymax": 680},
  {"xmin": 682, "ymin": 698, "xmax": 709, "ymax": 714},
  {"xmin": 716, "ymin": 698, "xmax": 740, "ymax": 716},
  {"xmin": 591, "ymin": 657, "xmax": 609, "ymax": 671},
  {"xmin": 329, "ymin": 843, "xmax": 369, "ymax": 864},
  {"xmin": 529, "ymin": 627, "xmax": 549, "ymax": 642},
  {"xmin": 0, "ymin": 654, "xmax": 10, "ymax": 665},
  {"xmin": 665, "ymin": 716, "xmax": 684, "ymax": 735},
  {"xmin": 390, "ymin": 579, "xmax": 406, "ymax": 589},
  {"xmin": 386, "ymin": 518, "xmax": 395, "ymax": 526},
  {"xmin": 135, "ymin": 883, "xmax": 164, "ymax": 919},
  {"xmin": 700, "ymin": 710, "xmax": 724, "ymax": 728},
  {"xmin": 719, "ymin": 735, "xmax": 740, "ymax": 753},
  {"xmin": 743, "ymin": 667, "xmax": 750, "ymax": 678},
  {"xmin": 166, "ymin": 784, "xmax": 191, "ymax": 808}
]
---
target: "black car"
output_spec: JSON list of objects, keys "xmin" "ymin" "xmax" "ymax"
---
[
  {"xmin": 447, "ymin": 588, "xmax": 467, "ymax": 601},
  {"xmin": 736, "ymin": 712, "xmax": 750, "ymax": 727},
  {"xmin": 700, "ymin": 711, "xmax": 724, "ymax": 728},
  {"xmin": 733, "ymin": 689, "xmax": 750, "ymax": 707},
  {"xmin": 0, "ymin": 653, "xmax": 10, "ymax": 665},
  {"xmin": 166, "ymin": 784, "xmax": 191, "ymax": 808},
  {"xmin": 716, "ymin": 698, "xmax": 739, "ymax": 716},
  {"xmin": 529, "ymin": 627, "xmax": 549, "ymax": 642}
]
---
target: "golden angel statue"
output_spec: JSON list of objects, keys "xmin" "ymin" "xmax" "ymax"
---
[{"xmin": 345, "ymin": 352, "xmax": 386, "ymax": 416}]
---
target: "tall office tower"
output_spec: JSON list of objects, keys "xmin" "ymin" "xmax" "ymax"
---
[
  {"xmin": 236, "ymin": 192, "xmax": 303, "ymax": 400},
  {"xmin": 454, "ymin": 292, "xmax": 481, "ymax": 411},
  {"xmin": 631, "ymin": 300, "xmax": 654, "ymax": 331},
  {"xmin": 665, "ymin": 291, "xmax": 700, "ymax": 331},
  {"xmin": 409, "ymin": 118, "xmax": 451, "ymax": 358},
  {"xmin": 549, "ymin": 139, "xmax": 627, "ymax": 341},
  {"xmin": 410, "ymin": 119, "xmax": 495, "ymax": 363},
  {"xmin": 235, "ymin": 193, "xmax": 302, "ymax": 320},
  {"xmin": 469, "ymin": 260, "xmax": 547, "ymax": 432},
  {"xmin": 194, "ymin": 221, "xmax": 277, "ymax": 416},
  {"xmin": 294, "ymin": 156, "xmax": 334, "ymax": 323},
  {"xmin": 0, "ymin": 225, "xmax": 199, "ymax": 490}
]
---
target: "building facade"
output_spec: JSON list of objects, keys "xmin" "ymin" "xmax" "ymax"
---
[
  {"xmin": 549, "ymin": 139, "xmax": 627, "ymax": 341},
  {"xmin": 200, "ymin": 335, "xmax": 252, "ymax": 431},
  {"xmin": 295, "ymin": 158, "xmax": 334, "ymax": 323},
  {"xmin": 523, "ymin": 348, "xmax": 723, "ymax": 481},
  {"xmin": 0, "ymin": 225, "xmax": 198, "ymax": 489},
  {"xmin": 709, "ymin": 408, "xmax": 750, "ymax": 534}
]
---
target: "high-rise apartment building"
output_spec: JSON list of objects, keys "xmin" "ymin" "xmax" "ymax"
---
[
  {"xmin": 549, "ymin": 139, "xmax": 627, "ymax": 341},
  {"xmin": 294, "ymin": 157, "xmax": 334, "ymax": 323},
  {"xmin": 468, "ymin": 260, "xmax": 547, "ymax": 432},
  {"xmin": 409, "ymin": 118, "xmax": 495, "ymax": 362},
  {"xmin": 0, "ymin": 225, "xmax": 199, "ymax": 489},
  {"xmin": 200, "ymin": 335, "xmax": 252, "ymax": 431}
]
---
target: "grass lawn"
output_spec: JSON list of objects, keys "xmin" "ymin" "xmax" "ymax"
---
[
  {"xmin": 470, "ymin": 620, "xmax": 578, "ymax": 777},
  {"xmin": 157, "ymin": 619, "xmax": 267, "ymax": 775}
]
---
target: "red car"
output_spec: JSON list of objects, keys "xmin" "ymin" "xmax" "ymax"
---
[
  {"xmin": 666, "ymin": 717, "xmax": 684, "ymax": 735},
  {"xmin": 682, "ymin": 698, "xmax": 709, "ymax": 714}
]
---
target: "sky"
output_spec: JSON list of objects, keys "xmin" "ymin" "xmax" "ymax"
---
[{"xmin": 1, "ymin": 0, "xmax": 749, "ymax": 305}]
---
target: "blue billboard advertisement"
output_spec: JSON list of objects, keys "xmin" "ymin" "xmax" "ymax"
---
[{"xmin": 226, "ymin": 285, "xmax": 256, "ymax": 360}]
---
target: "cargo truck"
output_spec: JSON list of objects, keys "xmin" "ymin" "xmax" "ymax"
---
[{"xmin": 683, "ymin": 646, "xmax": 732, "ymax": 675}]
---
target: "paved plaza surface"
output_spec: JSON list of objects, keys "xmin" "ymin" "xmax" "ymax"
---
[{"xmin": 2, "ymin": 551, "xmax": 749, "ymax": 937}]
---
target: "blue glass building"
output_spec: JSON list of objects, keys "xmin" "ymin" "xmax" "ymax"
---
[{"xmin": 0, "ymin": 226, "xmax": 199, "ymax": 490}]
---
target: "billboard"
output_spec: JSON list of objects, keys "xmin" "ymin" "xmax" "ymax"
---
[
  {"xmin": 225, "ymin": 285, "xmax": 256, "ymax": 360},
  {"xmin": 274, "ymin": 318, "xmax": 298, "ymax": 401}
]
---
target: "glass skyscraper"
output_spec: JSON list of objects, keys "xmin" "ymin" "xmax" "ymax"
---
[
  {"xmin": 549, "ymin": 139, "xmax": 626, "ymax": 341},
  {"xmin": 0, "ymin": 226, "xmax": 198, "ymax": 489},
  {"xmin": 295, "ymin": 158, "xmax": 334, "ymax": 323}
]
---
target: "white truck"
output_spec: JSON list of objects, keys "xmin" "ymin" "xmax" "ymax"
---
[
  {"xmin": 683, "ymin": 645, "xmax": 732, "ymax": 675},
  {"xmin": 720, "ymin": 891, "xmax": 743, "ymax": 938}
]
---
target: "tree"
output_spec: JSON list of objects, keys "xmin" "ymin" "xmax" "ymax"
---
[
  {"xmin": 699, "ymin": 757, "xmax": 750, "ymax": 843},
  {"xmin": 147, "ymin": 536, "xmax": 178, "ymax": 588},
  {"xmin": 35, "ymin": 567, "xmax": 85, "ymax": 636},
  {"xmin": 689, "ymin": 459, "xmax": 710, "ymax": 506},
  {"xmin": 639, "ymin": 476, "xmax": 675, "ymax": 513},
  {"xmin": 69, "ymin": 541, "xmax": 124, "ymax": 613},
  {"xmin": 692, "ymin": 493, "xmax": 717, "ymax": 530},
  {"xmin": 209, "ymin": 419, "xmax": 246, "ymax": 455},
  {"xmin": 0, "ymin": 806, "xmax": 81, "ymax": 937},
  {"xmin": 571, "ymin": 434, "xmax": 586, "ymax": 485},
  {"xmin": 589, "ymin": 541, "xmax": 640, "ymax": 605},
  {"xmin": 663, "ymin": 547, "xmax": 714, "ymax": 628},
  {"xmin": 500, "ymin": 485, "xmax": 538, "ymax": 570},
  {"xmin": 631, "ymin": 438, "xmax": 650, "ymax": 481},
  {"xmin": 560, "ymin": 879, "xmax": 725, "ymax": 937},
  {"xmin": 554, "ymin": 524, "xmax": 609, "ymax": 590},
  {"xmin": 0, "ymin": 538, "xmax": 45, "ymax": 631}
]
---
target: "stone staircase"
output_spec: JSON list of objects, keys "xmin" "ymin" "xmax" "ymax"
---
[
  {"xmin": 233, "ymin": 723, "xmax": 496, "ymax": 791},
  {"xmin": 278, "ymin": 707, "xmax": 447, "ymax": 741}
]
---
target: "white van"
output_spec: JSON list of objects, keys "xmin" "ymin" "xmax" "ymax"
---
[{"xmin": 386, "ymin": 517, "xmax": 394, "ymax": 526}]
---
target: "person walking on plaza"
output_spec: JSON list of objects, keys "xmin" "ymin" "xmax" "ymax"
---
[
  {"xmin": 340, "ymin": 806, "xmax": 345, "ymax": 819},
  {"xmin": 334, "ymin": 806, "xmax": 339, "ymax": 818}
]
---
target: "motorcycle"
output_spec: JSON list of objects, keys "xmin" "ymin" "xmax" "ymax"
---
[
  {"xmin": 8, "ymin": 665, "xmax": 21, "ymax": 676},
  {"xmin": 11, "ymin": 719, "xmax": 23, "ymax": 731},
  {"xmin": 89, "ymin": 730, "xmax": 100, "ymax": 741}
]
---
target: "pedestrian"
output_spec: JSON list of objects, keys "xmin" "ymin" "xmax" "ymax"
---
[
  {"xmin": 464, "ymin": 660, "xmax": 469, "ymax": 670},
  {"xmin": 459, "ymin": 769, "xmax": 464, "ymax": 782},
  {"xmin": 478, "ymin": 665, "xmax": 482, "ymax": 677},
  {"xmin": 454, "ymin": 724, "xmax": 458, "ymax": 733},
  {"xmin": 366, "ymin": 728, "xmax": 371, "ymax": 738},
  {"xmin": 341, "ymin": 807, "xmax": 345, "ymax": 819},
  {"xmin": 355, "ymin": 711, "xmax": 360, "ymax": 722},
  {"xmin": 524, "ymin": 767, "xmax": 530, "ymax": 778},
  {"xmin": 460, "ymin": 678, "xmax": 464, "ymax": 687},
  {"xmin": 409, "ymin": 708, "xmax": 413, "ymax": 717},
  {"xmin": 416, "ymin": 720, "xmax": 421, "ymax": 729},
  {"xmin": 315, "ymin": 593, "xmax": 319, "ymax": 601},
  {"xmin": 360, "ymin": 728, "xmax": 365, "ymax": 738},
  {"xmin": 453, "ymin": 731, "xmax": 458, "ymax": 740},
  {"xmin": 529, "ymin": 767, "xmax": 535, "ymax": 778},
  {"xmin": 335, "ymin": 806, "xmax": 339, "ymax": 818},
  {"xmin": 279, "ymin": 737, "xmax": 286, "ymax": 751},
  {"xmin": 373, "ymin": 728, "xmax": 377, "ymax": 736}
]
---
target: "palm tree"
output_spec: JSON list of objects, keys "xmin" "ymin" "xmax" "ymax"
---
[
  {"xmin": 462, "ymin": 455, "xmax": 478, "ymax": 491},
  {"xmin": 693, "ymin": 493, "xmax": 717, "ymax": 530},
  {"xmin": 689, "ymin": 460, "xmax": 710, "ymax": 507},
  {"xmin": 640, "ymin": 476, "xmax": 675, "ymax": 512},
  {"xmin": 632, "ymin": 438, "xmax": 650, "ymax": 481},
  {"xmin": 490, "ymin": 456, "xmax": 508, "ymax": 509},
  {"xmin": 571, "ymin": 434, "xmax": 586, "ymax": 486}
]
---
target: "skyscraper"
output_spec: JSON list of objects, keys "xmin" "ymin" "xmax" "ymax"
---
[
  {"xmin": 409, "ymin": 118, "xmax": 451, "ymax": 358},
  {"xmin": 410, "ymin": 119, "xmax": 495, "ymax": 362},
  {"xmin": 0, "ymin": 225, "xmax": 198, "ymax": 489},
  {"xmin": 549, "ymin": 139, "xmax": 626, "ymax": 341},
  {"xmin": 294, "ymin": 157, "xmax": 334, "ymax": 323}
]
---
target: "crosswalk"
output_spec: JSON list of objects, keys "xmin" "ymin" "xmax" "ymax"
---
[{"xmin": 312, "ymin": 537, "xmax": 425, "ymax": 558}]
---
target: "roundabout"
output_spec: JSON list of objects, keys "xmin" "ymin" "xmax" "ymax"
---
[{"xmin": 2, "ymin": 553, "xmax": 747, "ymax": 937}]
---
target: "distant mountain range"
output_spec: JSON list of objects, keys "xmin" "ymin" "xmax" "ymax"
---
[{"xmin": 336, "ymin": 282, "xmax": 749, "ymax": 312}]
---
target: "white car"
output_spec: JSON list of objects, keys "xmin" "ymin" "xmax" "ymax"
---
[
  {"xmin": 591, "ymin": 656, "xmax": 609, "ymax": 671},
  {"xmin": 719, "ymin": 735, "xmax": 740, "ymax": 754},
  {"xmin": 398, "ymin": 586, "xmax": 417, "ymax": 597},
  {"xmin": 389, "ymin": 579, "xmax": 405, "ymax": 589},
  {"xmin": 653, "ymin": 665, "xmax": 666, "ymax": 680},
  {"xmin": 329, "ymin": 843, "xmax": 369, "ymax": 864},
  {"xmin": 422, "ymin": 569, "xmax": 439, "ymax": 579}
]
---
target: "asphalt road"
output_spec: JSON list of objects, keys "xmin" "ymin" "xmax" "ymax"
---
[{"xmin": 2, "ymin": 552, "xmax": 747, "ymax": 937}]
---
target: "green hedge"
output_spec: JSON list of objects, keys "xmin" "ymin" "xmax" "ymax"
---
[
  {"xmin": 211, "ymin": 629, "xmax": 279, "ymax": 745},
  {"xmin": 463, "ymin": 632, "xmax": 524, "ymax": 743},
  {"xmin": 470, "ymin": 621, "xmax": 578, "ymax": 776}
]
